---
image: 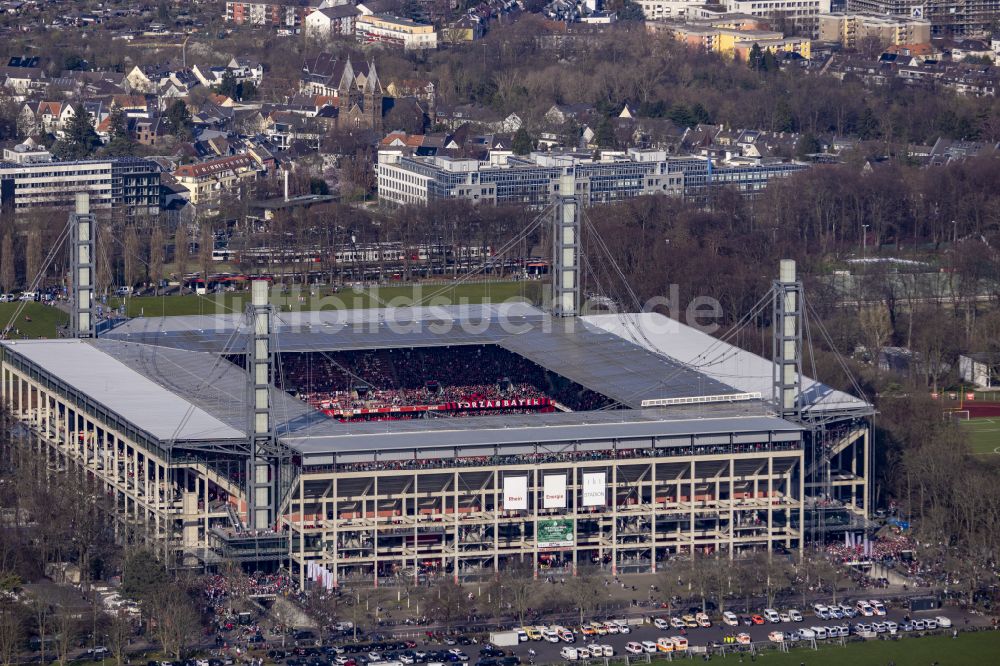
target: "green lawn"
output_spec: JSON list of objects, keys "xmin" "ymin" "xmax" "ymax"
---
[
  {"xmin": 676, "ymin": 631, "xmax": 1000, "ymax": 666},
  {"xmin": 0, "ymin": 302, "xmax": 69, "ymax": 338},
  {"xmin": 962, "ymin": 418, "xmax": 1000, "ymax": 455},
  {"xmin": 108, "ymin": 281, "xmax": 542, "ymax": 318}
]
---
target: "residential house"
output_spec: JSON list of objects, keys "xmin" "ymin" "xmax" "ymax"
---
[
  {"xmin": 305, "ymin": 4, "xmax": 359, "ymax": 40},
  {"xmin": 172, "ymin": 153, "xmax": 262, "ymax": 206},
  {"xmin": 355, "ymin": 14, "xmax": 438, "ymax": 50},
  {"xmin": 2, "ymin": 137, "xmax": 52, "ymax": 164}
]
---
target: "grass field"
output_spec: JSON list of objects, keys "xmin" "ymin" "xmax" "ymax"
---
[
  {"xmin": 673, "ymin": 631, "xmax": 1000, "ymax": 666},
  {"xmin": 961, "ymin": 418, "xmax": 1000, "ymax": 455},
  {"xmin": 0, "ymin": 302, "xmax": 69, "ymax": 338},
  {"xmin": 108, "ymin": 281, "xmax": 543, "ymax": 318}
]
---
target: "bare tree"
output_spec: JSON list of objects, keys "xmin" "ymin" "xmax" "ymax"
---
[
  {"xmin": 149, "ymin": 226, "xmax": 165, "ymax": 294},
  {"xmin": 148, "ymin": 584, "xmax": 200, "ymax": 660},
  {"xmin": 563, "ymin": 566, "xmax": 604, "ymax": 625},
  {"xmin": 53, "ymin": 604, "xmax": 79, "ymax": 666},
  {"xmin": 425, "ymin": 579, "xmax": 471, "ymax": 625},
  {"xmin": 174, "ymin": 226, "xmax": 189, "ymax": 288},
  {"xmin": 199, "ymin": 223, "xmax": 213, "ymax": 282},
  {"xmin": 25, "ymin": 230, "xmax": 42, "ymax": 287},
  {"xmin": 0, "ymin": 233, "xmax": 14, "ymax": 292},
  {"xmin": 29, "ymin": 596, "xmax": 52, "ymax": 666},
  {"xmin": 106, "ymin": 609, "xmax": 133, "ymax": 666},
  {"xmin": 124, "ymin": 226, "xmax": 140, "ymax": 288},
  {"xmin": 0, "ymin": 604, "xmax": 23, "ymax": 666},
  {"xmin": 496, "ymin": 560, "xmax": 536, "ymax": 625}
]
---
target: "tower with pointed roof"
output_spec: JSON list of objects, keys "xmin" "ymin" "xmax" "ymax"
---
[{"xmin": 335, "ymin": 57, "xmax": 383, "ymax": 133}]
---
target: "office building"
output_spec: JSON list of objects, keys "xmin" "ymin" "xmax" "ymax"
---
[{"xmin": 0, "ymin": 157, "xmax": 160, "ymax": 216}]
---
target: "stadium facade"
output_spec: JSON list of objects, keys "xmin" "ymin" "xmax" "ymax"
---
[
  {"xmin": 0, "ymin": 301, "xmax": 870, "ymax": 585},
  {"xmin": 0, "ymin": 195, "xmax": 872, "ymax": 587}
]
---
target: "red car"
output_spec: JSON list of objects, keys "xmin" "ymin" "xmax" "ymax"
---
[{"xmin": 751, "ymin": 615, "xmax": 765, "ymax": 625}]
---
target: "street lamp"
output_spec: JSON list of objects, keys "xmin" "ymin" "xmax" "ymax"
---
[{"xmin": 862, "ymin": 224, "xmax": 870, "ymax": 261}]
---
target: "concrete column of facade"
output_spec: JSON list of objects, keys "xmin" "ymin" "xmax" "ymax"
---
[
  {"xmin": 610, "ymin": 463, "xmax": 618, "ymax": 574},
  {"xmin": 331, "ymin": 474, "xmax": 337, "ymax": 588},
  {"xmin": 766, "ymin": 456, "xmax": 775, "ymax": 553},
  {"xmin": 492, "ymin": 470, "xmax": 500, "ymax": 576},
  {"xmin": 688, "ymin": 460, "xmax": 696, "ymax": 557},
  {"xmin": 453, "ymin": 470, "xmax": 460, "ymax": 582}
]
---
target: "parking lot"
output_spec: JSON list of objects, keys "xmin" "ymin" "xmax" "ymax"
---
[{"xmin": 260, "ymin": 599, "xmax": 981, "ymax": 666}]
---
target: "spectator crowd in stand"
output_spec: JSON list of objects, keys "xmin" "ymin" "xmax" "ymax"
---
[{"xmin": 277, "ymin": 346, "xmax": 614, "ymax": 418}]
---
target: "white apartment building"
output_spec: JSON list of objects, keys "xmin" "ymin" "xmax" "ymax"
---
[
  {"xmin": 724, "ymin": 0, "xmax": 832, "ymax": 37},
  {"xmin": 355, "ymin": 14, "xmax": 438, "ymax": 50},
  {"xmin": 0, "ymin": 158, "xmax": 160, "ymax": 215},
  {"xmin": 636, "ymin": 0, "xmax": 704, "ymax": 21}
]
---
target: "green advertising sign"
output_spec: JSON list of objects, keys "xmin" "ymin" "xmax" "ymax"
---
[{"xmin": 537, "ymin": 519, "xmax": 574, "ymax": 548}]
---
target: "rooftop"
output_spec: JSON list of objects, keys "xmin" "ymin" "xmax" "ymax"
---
[{"xmin": 1, "ymin": 339, "xmax": 245, "ymax": 444}]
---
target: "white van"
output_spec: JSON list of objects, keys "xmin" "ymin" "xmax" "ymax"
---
[
  {"xmin": 559, "ymin": 647, "xmax": 578, "ymax": 661},
  {"xmin": 763, "ymin": 608, "xmax": 781, "ymax": 623},
  {"xmin": 543, "ymin": 629, "xmax": 560, "ymax": 643}
]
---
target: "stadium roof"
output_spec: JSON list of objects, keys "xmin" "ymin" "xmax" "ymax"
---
[
  {"xmin": 283, "ymin": 410, "xmax": 803, "ymax": 463},
  {"xmin": 1, "ymin": 339, "xmax": 245, "ymax": 443},
  {"xmin": 91, "ymin": 339, "xmax": 320, "ymax": 434},
  {"xmin": 103, "ymin": 304, "xmax": 753, "ymax": 409},
  {"xmin": 583, "ymin": 312, "xmax": 872, "ymax": 415}
]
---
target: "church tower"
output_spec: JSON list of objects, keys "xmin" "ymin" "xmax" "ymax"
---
[{"xmin": 363, "ymin": 60, "xmax": 383, "ymax": 134}]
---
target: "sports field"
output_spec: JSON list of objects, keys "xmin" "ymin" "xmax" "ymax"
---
[
  {"xmin": 107, "ymin": 281, "xmax": 543, "ymax": 318},
  {"xmin": 0, "ymin": 302, "xmax": 69, "ymax": 339},
  {"xmin": 961, "ymin": 418, "xmax": 1000, "ymax": 455},
  {"xmin": 671, "ymin": 631, "xmax": 1000, "ymax": 666}
]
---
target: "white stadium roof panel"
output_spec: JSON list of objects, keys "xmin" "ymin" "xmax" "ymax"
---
[
  {"xmin": 1, "ymin": 339, "xmax": 245, "ymax": 443},
  {"xmin": 582, "ymin": 312, "xmax": 871, "ymax": 414}
]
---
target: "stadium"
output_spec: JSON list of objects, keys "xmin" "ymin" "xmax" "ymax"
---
[{"xmin": 0, "ymin": 192, "xmax": 873, "ymax": 588}]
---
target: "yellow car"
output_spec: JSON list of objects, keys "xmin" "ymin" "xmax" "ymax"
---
[
  {"xmin": 524, "ymin": 627, "xmax": 542, "ymax": 641},
  {"xmin": 682, "ymin": 615, "xmax": 698, "ymax": 628},
  {"xmin": 580, "ymin": 625, "xmax": 596, "ymax": 636},
  {"xmin": 591, "ymin": 622, "xmax": 608, "ymax": 636}
]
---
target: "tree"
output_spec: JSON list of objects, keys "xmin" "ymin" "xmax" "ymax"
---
[
  {"xmin": 25, "ymin": 229, "xmax": 41, "ymax": 286},
  {"xmin": 105, "ymin": 108, "xmax": 135, "ymax": 157},
  {"xmin": 53, "ymin": 604, "xmax": 79, "ymax": 666},
  {"xmin": 0, "ymin": 604, "xmax": 23, "ymax": 666},
  {"xmin": 149, "ymin": 226, "xmax": 165, "ymax": 294},
  {"xmin": 199, "ymin": 223, "xmax": 213, "ymax": 282},
  {"xmin": 496, "ymin": 560, "xmax": 536, "ymax": 625},
  {"xmin": 165, "ymin": 100, "xmax": 193, "ymax": 140},
  {"xmin": 29, "ymin": 597, "xmax": 51, "ymax": 666},
  {"xmin": 563, "ymin": 566, "xmax": 604, "ymax": 625},
  {"xmin": 748, "ymin": 43, "xmax": 766, "ymax": 71},
  {"xmin": 148, "ymin": 584, "xmax": 200, "ymax": 660},
  {"xmin": 218, "ymin": 71, "xmax": 239, "ymax": 100},
  {"xmin": 512, "ymin": 127, "xmax": 534, "ymax": 155},
  {"xmin": 121, "ymin": 549, "xmax": 169, "ymax": 603},
  {"xmin": 795, "ymin": 133, "xmax": 822, "ymax": 159},
  {"xmin": 425, "ymin": 578, "xmax": 471, "ymax": 625},
  {"xmin": 174, "ymin": 226, "xmax": 190, "ymax": 287},
  {"xmin": 124, "ymin": 226, "xmax": 141, "ymax": 288},
  {"xmin": 106, "ymin": 609, "xmax": 133, "ymax": 666},
  {"xmin": 0, "ymin": 233, "xmax": 14, "ymax": 292},
  {"xmin": 593, "ymin": 116, "xmax": 615, "ymax": 148},
  {"xmin": 53, "ymin": 108, "xmax": 100, "ymax": 160}
]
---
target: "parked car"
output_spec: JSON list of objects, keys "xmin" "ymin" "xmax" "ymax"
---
[{"xmin": 788, "ymin": 609, "xmax": 803, "ymax": 622}]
